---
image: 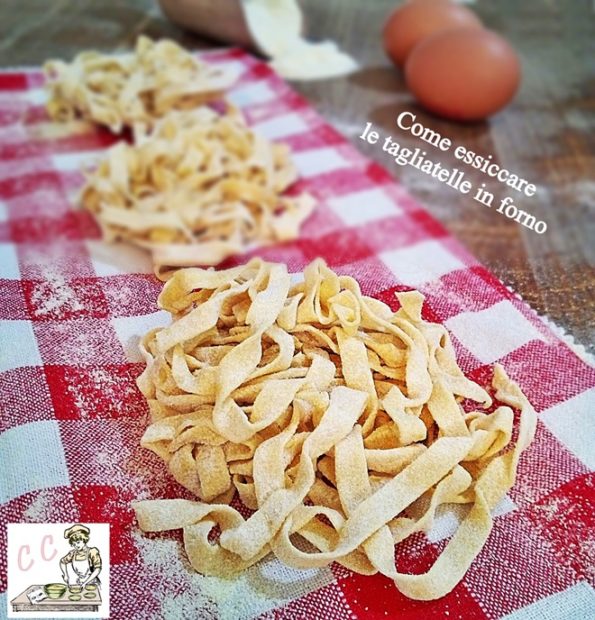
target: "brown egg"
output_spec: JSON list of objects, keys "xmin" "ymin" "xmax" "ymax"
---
[
  {"xmin": 405, "ymin": 28, "xmax": 521, "ymax": 121},
  {"xmin": 383, "ymin": 0, "xmax": 483, "ymax": 67}
]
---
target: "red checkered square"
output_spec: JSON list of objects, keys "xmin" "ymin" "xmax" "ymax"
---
[
  {"xmin": 337, "ymin": 255, "xmax": 398, "ymax": 297},
  {"xmin": 22, "ymin": 104, "xmax": 50, "ymax": 125},
  {"xmin": 61, "ymin": 417, "xmax": 195, "ymax": 501},
  {"xmin": 354, "ymin": 211, "xmax": 443, "ymax": 256},
  {"xmin": 337, "ymin": 533, "xmax": 487, "ymax": 619},
  {"xmin": 1, "ymin": 184, "xmax": 71, "ymax": 220},
  {"xmin": 0, "ymin": 169, "xmax": 62, "ymax": 201},
  {"xmin": 99, "ymin": 274, "xmax": 162, "ymax": 317},
  {"xmin": 33, "ymin": 317, "xmax": 126, "ymax": 365},
  {"xmin": 23, "ymin": 276, "xmax": 109, "ymax": 320},
  {"xmin": 1, "ymin": 135, "xmax": 48, "ymax": 160},
  {"xmin": 365, "ymin": 161, "xmax": 394, "ymax": 186},
  {"xmin": 0, "ymin": 72, "xmax": 28, "ymax": 90},
  {"xmin": 5, "ymin": 129, "xmax": 117, "ymax": 162},
  {"xmin": 0, "ymin": 366, "xmax": 54, "ymax": 433},
  {"xmin": 73, "ymin": 484, "xmax": 139, "ymax": 566},
  {"xmin": 0, "ymin": 279, "xmax": 28, "ymax": 319},
  {"xmin": 298, "ymin": 226, "xmax": 373, "ymax": 267},
  {"xmin": 291, "ymin": 168, "xmax": 375, "ymax": 202},
  {"xmin": 419, "ymin": 266, "xmax": 516, "ymax": 323},
  {"xmin": 10, "ymin": 210, "xmax": 100, "ymax": 243},
  {"xmin": 61, "ymin": 419, "xmax": 144, "ymax": 486},
  {"xmin": 0, "ymin": 487, "xmax": 79, "ymax": 526},
  {"xmin": 523, "ymin": 473, "xmax": 595, "ymax": 587},
  {"xmin": 299, "ymin": 204, "xmax": 347, "ymax": 239},
  {"xmin": 0, "ymin": 124, "xmax": 29, "ymax": 151},
  {"xmin": 260, "ymin": 581, "xmax": 357, "ymax": 620},
  {"xmin": 509, "ymin": 420, "xmax": 590, "ymax": 508},
  {"xmin": 109, "ymin": 562, "xmax": 178, "ymax": 619},
  {"xmin": 0, "ymin": 101, "xmax": 24, "ymax": 127},
  {"xmin": 464, "ymin": 510, "xmax": 579, "ymax": 618},
  {"xmin": 45, "ymin": 363, "xmax": 146, "ymax": 420},
  {"xmin": 0, "ymin": 156, "xmax": 53, "ymax": 194},
  {"xmin": 499, "ymin": 339, "xmax": 595, "ymax": 412},
  {"xmin": 240, "ymin": 58, "xmax": 274, "ymax": 81},
  {"xmin": 283, "ymin": 123, "xmax": 344, "ymax": 153}
]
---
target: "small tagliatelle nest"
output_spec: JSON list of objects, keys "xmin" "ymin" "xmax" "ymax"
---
[
  {"xmin": 80, "ymin": 108, "xmax": 315, "ymax": 278},
  {"xmin": 44, "ymin": 36, "xmax": 236, "ymax": 132},
  {"xmin": 133, "ymin": 258, "xmax": 536, "ymax": 601}
]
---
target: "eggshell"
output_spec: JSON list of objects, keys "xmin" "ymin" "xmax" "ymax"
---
[
  {"xmin": 405, "ymin": 28, "xmax": 521, "ymax": 121},
  {"xmin": 383, "ymin": 0, "xmax": 483, "ymax": 67}
]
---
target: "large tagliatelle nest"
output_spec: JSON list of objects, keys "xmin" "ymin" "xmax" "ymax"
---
[
  {"xmin": 133, "ymin": 258, "xmax": 536, "ymax": 600},
  {"xmin": 80, "ymin": 108, "xmax": 315, "ymax": 278},
  {"xmin": 44, "ymin": 36, "xmax": 236, "ymax": 132}
]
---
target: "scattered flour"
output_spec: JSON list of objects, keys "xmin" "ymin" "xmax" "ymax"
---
[
  {"xmin": 23, "ymin": 490, "xmax": 54, "ymax": 521},
  {"xmin": 30, "ymin": 267, "xmax": 84, "ymax": 318}
]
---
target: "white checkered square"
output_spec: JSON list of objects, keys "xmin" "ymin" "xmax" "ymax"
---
[
  {"xmin": 217, "ymin": 59, "xmax": 248, "ymax": 81},
  {"xmin": 112, "ymin": 311, "xmax": 171, "ymax": 362},
  {"xmin": 229, "ymin": 81, "xmax": 275, "ymax": 106},
  {"xmin": 0, "ymin": 242, "xmax": 20, "ymax": 278},
  {"xmin": 51, "ymin": 149, "xmax": 104, "ymax": 172},
  {"xmin": 380, "ymin": 240, "xmax": 464, "ymax": 287},
  {"xmin": 293, "ymin": 147, "xmax": 349, "ymax": 178},
  {"xmin": 446, "ymin": 301, "xmax": 545, "ymax": 364},
  {"xmin": 254, "ymin": 112, "xmax": 309, "ymax": 140},
  {"xmin": 0, "ymin": 420, "xmax": 69, "ymax": 503},
  {"xmin": 200, "ymin": 554, "xmax": 335, "ymax": 620},
  {"xmin": 427, "ymin": 495, "xmax": 516, "ymax": 543},
  {"xmin": 24, "ymin": 87, "xmax": 47, "ymax": 105},
  {"xmin": 86, "ymin": 240, "xmax": 153, "ymax": 276},
  {"xmin": 539, "ymin": 388, "xmax": 595, "ymax": 470},
  {"xmin": 290, "ymin": 271, "xmax": 304, "ymax": 286},
  {"xmin": 329, "ymin": 188, "xmax": 401, "ymax": 226},
  {"xmin": 0, "ymin": 320, "xmax": 42, "ymax": 372},
  {"xmin": 502, "ymin": 581, "xmax": 595, "ymax": 620}
]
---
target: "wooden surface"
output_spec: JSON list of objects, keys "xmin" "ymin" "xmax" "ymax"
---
[{"xmin": 1, "ymin": 0, "xmax": 593, "ymax": 353}]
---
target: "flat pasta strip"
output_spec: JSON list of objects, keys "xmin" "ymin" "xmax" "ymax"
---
[{"xmin": 133, "ymin": 258, "xmax": 536, "ymax": 600}]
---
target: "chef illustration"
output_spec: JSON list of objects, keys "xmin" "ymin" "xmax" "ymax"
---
[{"xmin": 59, "ymin": 524, "xmax": 102, "ymax": 588}]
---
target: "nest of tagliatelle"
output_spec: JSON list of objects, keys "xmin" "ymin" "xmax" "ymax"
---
[
  {"xmin": 79, "ymin": 107, "xmax": 315, "ymax": 278},
  {"xmin": 44, "ymin": 36, "xmax": 236, "ymax": 132},
  {"xmin": 133, "ymin": 258, "xmax": 536, "ymax": 601}
]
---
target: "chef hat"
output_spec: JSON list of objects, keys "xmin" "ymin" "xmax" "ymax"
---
[{"xmin": 64, "ymin": 524, "xmax": 90, "ymax": 539}]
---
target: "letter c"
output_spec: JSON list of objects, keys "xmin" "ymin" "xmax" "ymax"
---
[
  {"xmin": 18, "ymin": 545, "xmax": 34, "ymax": 571},
  {"xmin": 41, "ymin": 535, "xmax": 57, "ymax": 562},
  {"xmin": 397, "ymin": 111, "xmax": 416, "ymax": 130}
]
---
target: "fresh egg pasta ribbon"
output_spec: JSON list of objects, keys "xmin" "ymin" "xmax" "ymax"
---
[
  {"xmin": 80, "ymin": 108, "xmax": 315, "ymax": 276},
  {"xmin": 133, "ymin": 258, "xmax": 536, "ymax": 600},
  {"xmin": 44, "ymin": 36, "xmax": 236, "ymax": 132}
]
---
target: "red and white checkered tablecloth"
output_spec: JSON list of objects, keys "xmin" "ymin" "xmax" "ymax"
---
[{"xmin": 0, "ymin": 48, "xmax": 594, "ymax": 620}]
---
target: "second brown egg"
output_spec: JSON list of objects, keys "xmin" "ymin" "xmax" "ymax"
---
[{"xmin": 383, "ymin": 0, "xmax": 483, "ymax": 67}]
